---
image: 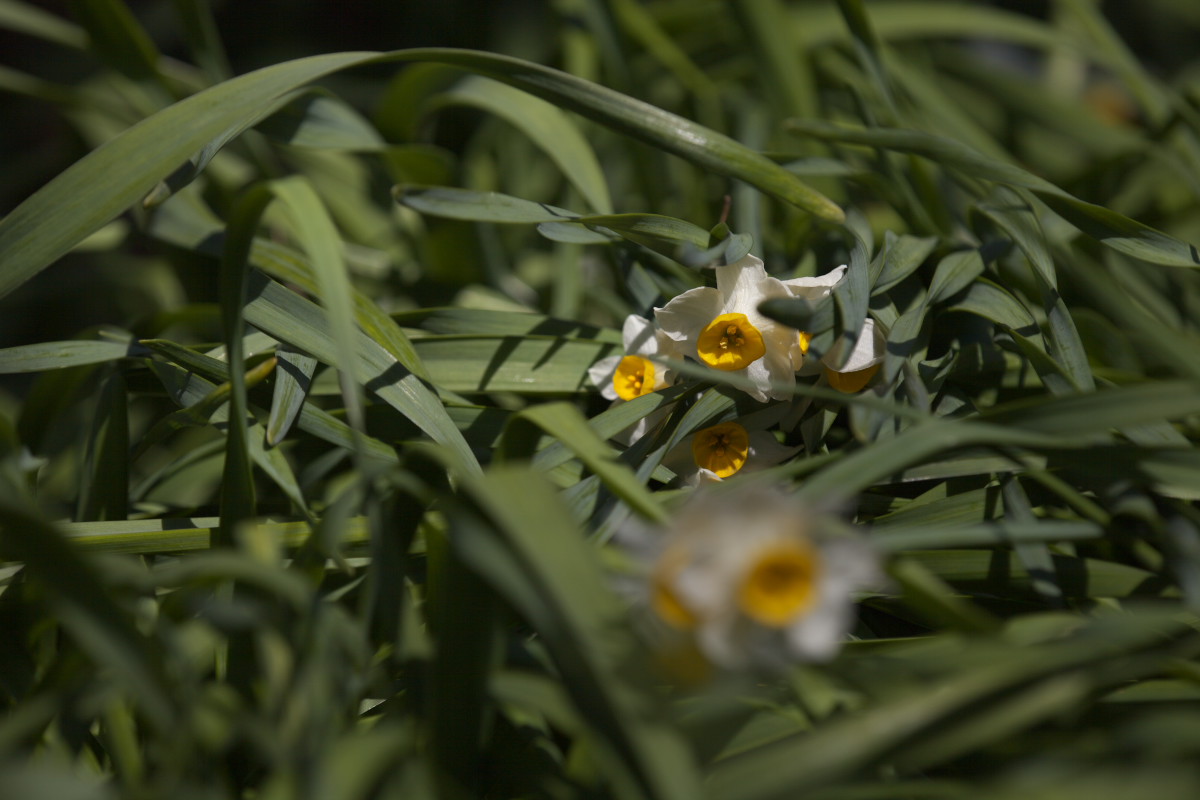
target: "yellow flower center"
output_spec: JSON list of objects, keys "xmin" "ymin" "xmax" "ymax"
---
[
  {"xmin": 651, "ymin": 547, "xmax": 696, "ymax": 630},
  {"xmin": 825, "ymin": 363, "xmax": 881, "ymax": 394},
  {"xmin": 696, "ymin": 313, "xmax": 766, "ymax": 371},
  {"xmin": 738, "ymin": 542, "xmax": 820, "ymax": 627},
  {"xmin": 691, "ymin": 421, "xmax": 750, "ymax": 478},
  {"xmin": 797, "ymin": 330, "xmax": 812, "ymax": 354},
  {"xmin": 613, "ymin": 355, "xmax": 656, "ymax": 401}
]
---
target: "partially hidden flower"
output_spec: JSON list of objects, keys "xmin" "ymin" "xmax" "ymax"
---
[
  {"xmin": 665, "ymin": 406, "xmax": 799, "ymax": 484},
  {"xmin": 821, "ymin": 317, "xmax": 887, "ymax": 393},
  {"xmin": 655, "ymin": 254, "xmax": 798, "ymax": 402},
  {"xmin": 781, "ymin": 264, "xmax": 847, "ymax": 372},
  {"xmin": 588, "ymin": 314, "xmax": 680, "ymax": 401},
  {"xmin": 627, "ymin": 487, "xmax": 880, "ymax": 671}
]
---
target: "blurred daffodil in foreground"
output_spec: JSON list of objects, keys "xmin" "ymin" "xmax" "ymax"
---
[{"xmin": 624, "ymin": 488, "xmax": 879, "ymax": 670}]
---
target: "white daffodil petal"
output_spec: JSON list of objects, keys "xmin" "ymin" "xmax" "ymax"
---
[
  {"xmin": 824, "ymin": 318, "xmax": 885, "ymax": 373},
  {"xmin": 785, "ymin": 597, "xmax": 853, "ymax": 662},
  {"xmin": 655, "ymin": 286, "xmax": 723, "ymax": 344},
  {"xmin": 783, "ymin": 264, "xmax": 847, "ymax": 300},
  {"xmin": 615, "ymin": 403, "xmax": 673, "ymax": 446},
  {"xmin": 587, "ymin": 354, "xmax": 623, "ymax": 400},
  {"xmin": 716, "ymin": 254, "xmax": 770, "ymax": 313},
  {"xmin": 746, "ymin": 430, "xmax": 801, "ymax": 467},
  {"xmin": 746, "ymin": 338, "xmax": 797, "ymax": 401},
  {"xmin": 621, "ymin": 314, "xmax": 658, "ymax": 355}
]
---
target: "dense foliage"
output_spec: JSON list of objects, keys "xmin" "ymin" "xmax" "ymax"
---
[{"xmin": 4, "ymin": 1, "xmax": 1200, "ymax": 798}]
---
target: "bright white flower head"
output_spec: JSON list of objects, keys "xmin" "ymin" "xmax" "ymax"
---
[
  {"xmin": 588, "ymin": 314, "xmax": 681, "ymax": 401},
  {"xmin": 654, "ymin": 254, "xmax": 797, "ymax": 402},
  {"xmin": 629, "ymin": 488, "xmax": 879, "ymax": 671},
  {"xmin": 821, "ymin": 317, "xmax": 887, "ymax": 393}
]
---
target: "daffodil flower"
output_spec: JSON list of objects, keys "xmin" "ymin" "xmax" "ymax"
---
[
  {"xmin": 631, "ymin": 488, "xmax": 879, "ymax": 670},
  {"xmin": 587, "ymin": 314, "xmax": 679, "ymax": 401},
  {"xmin": 781, "ymin": 265, "xmax": 847, "ymax": 371},
  {"xmin": 664, "ymin": 406, "xmax": 799, "ymax": 484},
  {"xmin": 821, "ymin": 317, "xmax": 887, "ymax": 393},
  {"xmin": 654, "ymin": 254, "xmax": 797, "ymax": 402}
]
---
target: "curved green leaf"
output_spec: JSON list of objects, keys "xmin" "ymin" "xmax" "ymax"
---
[
  {"xmin": 428, "ymin": 75, "xmax": 612, "ymax": 213},
  {"xmin": 1, "ymin": 47, "xmax": 843, "ymax": 299}
]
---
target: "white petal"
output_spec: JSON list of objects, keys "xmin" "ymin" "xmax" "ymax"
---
[
  {"xmin": 614, "ymin": 403, "xmax": 673, "ymax": 445},
  {"xmin": 821, "ymin": 538, "xmax": 883, "ymax": 591},
  {"xmin": 655, "ymin": 286, "xmax": 722, "ymax": 345},
  {"xmin": 742, "ymin": 339, "xmax": 796, "ymax": 402},
  {"xmin": 782, "ymin": 265, "xmax": 847, "ymax": 300},
  {"xmin": 785, "ymin": 599, "xmax": 852, "ymax": 662},
  {"xmin": 716, "ymin": 254, "xmax": 769, "ymax": 314},
  {"xmin": 587, "ymin": 355, "xmax": 622, "ymax": 400},
  {"xmin": 651, "ymin": 328, "xmax": 684, "ymax": 361},
  {"xmin": 823, "ymin": 317, "xmax": 885, "ymax": 373},
  {"xmin": 787, "ymin": 538, "xmax": 879, "ymax": 660},
  {"xmin": 744, "ymin": 276, "xmax": 793, "ymax": 332},
  {"xmin": 745, "ymin": 431, "xmax": 801, "ymax": 470},
  {"xmin": 621, "ymin": 314, "xmax": 657, "ymax": 355}
]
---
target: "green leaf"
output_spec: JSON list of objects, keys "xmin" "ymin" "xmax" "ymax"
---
[
  {"xmin": 217, "ymin": 184, "xmax": 272, "ymax": 539},
  {"xmin": 394, "ymin": 307, "xmax": 619, "ymax": 342},
  {"xmin": 268, "ymin": 176, "xmax": 366, "ymax": 439},
  {"xmin": 61, "ymin": 515, "xmax": 371, "ymax": 555},
  {"xmin": 428, "ymin": 75, "xmax": 612, "ymax": 213},
  {"xmin": 267, "ymin": 345, "xmax": 318, "ymax": 446},
  {"xmin": 69, "ymin": 0, "xmax": 164, "ymax": 87},
  {"xmin": 76, "ymin": 370, "xmax": 128, "ymax": 522},
  {"xmin": 242, "ymin": 272, "xmax": 480, "ymax": 474},
  {"xmin": 395, "ymin": 185, "xmax": 711, "ymax": 259},
  {"xmin": 497, "ymin": 402, "xmax": 667, "ymax": 523},
  {"xmin": 871, "ymin": 231, "xmax": 937, "ymax": 293},
  {"xmin": 0, "ymin": 0, "xmax": 86, "ymax": 48},
  {"xmin": 452, "ymin": 466, "xmax": 702, "ymax": 800},
  {"xmin": 945, "ymin": 278, "xmax": 1038, "ymax": 335},
  {"xmin": 409, "ymin": 334, "xmax": 617, "ymax": 394},
  {"xmin": 977, "ymin": 188, "xmax": 1058, "ymax": 289},
  {"xmin": 395, "ymin": 184, "xmax": 581, "ymax": 224},
  {"xmin": 0, "ymin": 496, "xmax": 175, "ymax": 732},
  {"xmin": 979, "ymin": 380, "xmax": 1200, "ymax": 435},
  {"xmin": 256, "ymin": 91, "xmax": 387, "ymax": 150},
  {"xmin": 786, "ymin": 120, "xmax": 1200, "ymax": 267},
  {"xmin": 0, "ymin": 338, "xmax": 144, "ymax": 372},
  {"xmin": 927, "ymin": 249, "xmax": 984, "ymax": 305}
]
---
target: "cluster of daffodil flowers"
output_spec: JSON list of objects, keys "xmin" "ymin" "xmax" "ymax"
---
[
  {"xmin": 592, "ymin": 253, "xmax": 885, "ymax": 669},
  {"xmin": 621, "ymin": 488, "xmax": 879, "ymax": 671},
  {"xmin": 589, "ymin": 253, "xmax": 887, "ymax": 483}
]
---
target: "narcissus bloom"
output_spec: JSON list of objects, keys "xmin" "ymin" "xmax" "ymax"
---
[
  {"xmin": 664, "ymin": 406, "xmax": 800, "ymax": 484},
  {"xmin": 588, "ymin": 314, "xmax": 680, "ymax": 401},
  {"xmin": 782, "ymin": 265, "xmax": 847, "ymax": 371},
  {"xmin": 627, "ymin": 488, "xmax": 879, "ymax": 670},
  {"xmin": 655, "ymin": 255, "xmax": 798, "ymax": 402},
  {"xmin": 822, "ymin": 317, "xmax": 887, "ymax": 393}
]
